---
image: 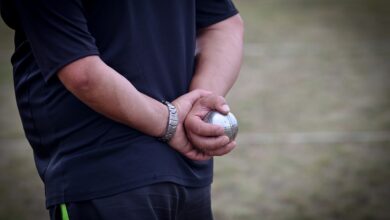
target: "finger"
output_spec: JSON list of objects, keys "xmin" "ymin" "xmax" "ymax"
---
[
  {"xmin": 172, "ymin": 90, "xmax": 212, "ymax": 120},
  {"xmin": 184, "ymin": 89, "xmax": 212, "ymax": 103},
  {"xmin": 206, "ymin": 141, "xmax": 236, "ymax": 157},
  {"xmin": 173, "ymin": 136, "xmax": 212, "ymax": 161},
  {"xmin": 214, "ymin": 98, "xmax": 230, "ymax": 115},
  {"xmin": 201, "ymin": 95, "xmax": 230, "ymax": 115},
  {"xmin": 186, "ymin": 116, "xmax": 225, "ymax": 136},
  {"xmin": 189, "ymin": 134, "xmax": 230, "ymax": 151},
  {"xmin": 185, "ymin": 149, "xmax": 212, "ymax": 161}
]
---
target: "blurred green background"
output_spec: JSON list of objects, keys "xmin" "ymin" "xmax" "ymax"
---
[{"xmin": 1, "ymin": 0, "xmax": 389, "ymax": 219}]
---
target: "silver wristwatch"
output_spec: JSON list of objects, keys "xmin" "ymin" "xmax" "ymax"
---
[{"xmin": 159, "ymin": 101, "xmax": 178, "ymax": 142}]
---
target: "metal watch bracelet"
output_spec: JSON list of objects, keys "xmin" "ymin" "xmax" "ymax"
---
[{"xmin": 159, "ymin": 101, "xmax": 178, "ymax": 142}]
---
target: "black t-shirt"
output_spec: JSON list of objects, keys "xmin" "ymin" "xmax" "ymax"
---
[{"xmin": 1, "ymin": 0, "xmax": 238, "ymax": 207}]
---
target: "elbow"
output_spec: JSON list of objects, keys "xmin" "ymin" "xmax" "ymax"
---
[
  {"xmin": 58, "ymin": 56, "xmax": 98, "ymax": 93},
  {"xmin": 211, "ymin": 14, "xmax": 244, "ymax": 41},
  {"xmin": 232, "ymin": 14, "xmax": 244, "ymax": 40},
  {"xmin": 197, "ymin": 14, "xmax": 244, "ymax": 43},
  {"xmin": 63, "ymin": 71, "xmax": 92, "ymax": 93}
]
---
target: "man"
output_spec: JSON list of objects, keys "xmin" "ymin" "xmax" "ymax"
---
[{"xmin": 0, "ymin": 0, "xmax": 243, "ymax": 219}]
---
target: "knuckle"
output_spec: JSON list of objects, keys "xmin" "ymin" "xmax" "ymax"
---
[
  {"xmin": 211, "ymin": 129, "xmax": 219, "ymax": 136},
  {"xmin": 217, "ymin": 139, "xmax": 225, "ymax": 147},
  {"xmin": 220, "ymin": 136, "xmax": 230, "ymax": 145},
  {"xmin": 212, "ymin": 150, "xmax": 226, "ymax": 157},
  {"xmin": 194, "ymin": 139, "xmax": 206, "ymax": 149},
  {"xmin": 209, "ymin": 140, "xmax": 224, "ymax": 150},
  {"xmin": 203, "ymin": 140, "xmax": 217, "ymax": 150},
  {"xmin": 187, "ymin": 133, "xmax": 195, "ymax": 143},
  {"xmin": 211, "ymin": 142, "xmax": 221, "ymax": 150},
  {"xmin": 185, "ymin": 118, "xmax": 194, "ymax": 128},
  {"xmin": 193, "ymin": 89, "xmax": 209, "ymax": 99},
  {"xmin": 187, "ymin": 119, "xmax": 197, "ymax": 131},
  {"xmin": 209, "ymin": 125, "xmax": 219, "ymax": 134},
  {"xmin": 210, "ymin": 94, "xmax": 219, "ymax": 103},
  {"xmin": 217, "ymin": 95, "xmax": 226, "ymax": 104},
  {"xmin": 200, "ymin": 96, "xmax": 208, "ymax": 105},
  {"xmin": 207, "ymin": 125, "xmax": 217, "ymax": 136},
  {"xmin": 202, "ymin": 141, "xmax": 214, "ymax": 150},
  {"xmin": 192, "ymin": 89, "xmax": 201, "ymax": 94},
  {"xmin": 184, "ymin": 119, "xmax": 190, "ymax": 128},
  {"xmin": 194, "ymin": 123, "xmax": 203, "ymax": 134},
  {"xmin": 193, "ymin": 89, "xmax": 203, "ymax": 96}
]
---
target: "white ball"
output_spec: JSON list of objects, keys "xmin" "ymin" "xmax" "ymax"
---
[{"xmin": 203, "ymin": 111, "xmax": 238, "ymax": 141}]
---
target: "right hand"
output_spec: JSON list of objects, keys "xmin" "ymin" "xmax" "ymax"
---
[
  {"xmin": 169, "ymin": 89, "xmax": 213, "ymax": 161},
  {"xmin": 184, "ymin": 94, "xmax": 236, "ymax": 157}
]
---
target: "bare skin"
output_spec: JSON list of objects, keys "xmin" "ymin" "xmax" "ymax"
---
[
  {"xmin": 58, "ymin": 14, "xmax": 244, "ymax": 161},
  {"xmin": 185, "ymin": 14, "xmax": 244, "ymax": 156},
  {"xmin": 58, "ymin": 56, "xmax": 211, "ymax": 161}
]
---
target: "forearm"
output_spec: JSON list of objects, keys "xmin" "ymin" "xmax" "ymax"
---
[
  {"xmin": 58, "ymin": 56, "xmax": 167, "ymax": 137},
  {"xmin": 190, "ymin": 14, "xmax": 244, "ymax": 96}
]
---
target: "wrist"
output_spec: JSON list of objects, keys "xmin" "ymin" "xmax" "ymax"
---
[
  {"xmin": 158, "ymin": 101, "xmax": 178, "ymax": 142},
  {"xmin": 155, "ymin": 101, "xmax": 169, "ymax": 137}
]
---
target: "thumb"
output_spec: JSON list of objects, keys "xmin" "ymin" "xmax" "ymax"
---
[
  {"xmin": 202, "ymin": 95, "xmax": 230, "ymax": 115},
  {"xmin": 184, "ymin": 89, "xmax": 212, "ymax": 104},
  {"xmin": 215, "ymin": 102, "xmax": 230, "ymax": 115}
]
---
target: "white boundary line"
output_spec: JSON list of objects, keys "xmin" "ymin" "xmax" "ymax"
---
[
  {"xmin": 1, "ymin": 131, "xmax": 390, "ymax": 146},
  {"xmin": 237, "ymin": 131, "xmax": 390, "ymax": 144}
]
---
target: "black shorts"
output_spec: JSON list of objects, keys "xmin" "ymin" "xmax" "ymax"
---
[{"xmin": 49, "ymin": 182, "xmax": 214, "ymax": 220}]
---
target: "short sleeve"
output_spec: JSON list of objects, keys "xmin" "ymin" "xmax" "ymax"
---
[
  {"xmin": 14, "ymin": 0, "xmax": 99, "ymax": 82},
  {"xmin": 196, "ymin": 0, "xmax": 239, "ymax": 30}
]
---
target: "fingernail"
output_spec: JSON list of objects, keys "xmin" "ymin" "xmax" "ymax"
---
[{"xmin": 222, "ymin": 104, "xmax": 230, "ymax": 113}]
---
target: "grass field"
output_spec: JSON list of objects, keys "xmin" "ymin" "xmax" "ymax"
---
[{"xmin": 1, "ymin": 0, "xmax": 390, "ymax": 219}]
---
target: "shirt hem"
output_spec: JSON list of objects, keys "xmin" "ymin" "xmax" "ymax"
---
[
  {"xmin": 45, "ymin": 174, "xmax": 213, "ymax": 208},
  {"xmin": 44, "ymin": 50, "xmax": 100, "ymax": 82},
  {"xmin": 196, "ymin": 9, "xmax": 239, "ymax": 30}
]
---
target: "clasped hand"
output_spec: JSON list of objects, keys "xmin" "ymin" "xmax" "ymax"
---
[{"xmin": 169, "ymin": 89, "xmax": 237, "ymax": 161}]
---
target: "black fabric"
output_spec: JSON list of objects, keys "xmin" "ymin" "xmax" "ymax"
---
[
  {"xmin": 196, "ymin": 0, "xmax": 238, "ymax": 29},
  {"xmin": 12, "ymin": 0, "xmax": 100, "ymax": 82},
  {"xmin": 49, "ymin": 205, "xmax": 61, "ymax": 220},
  {"xmin": 50, "ymin": 183, "xmax": 213, "ymax": 220},
  {"xmin": 0, "ymin": 0, "xmax": 238, "ymax": 208}
]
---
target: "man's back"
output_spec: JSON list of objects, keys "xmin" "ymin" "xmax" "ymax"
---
[{"xmin": 0, "ymin": 0, "xmax": 242, "ymax": 218}]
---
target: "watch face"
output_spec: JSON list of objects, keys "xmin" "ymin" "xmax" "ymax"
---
[{"xmin": 204, "ymin": 111, "xmax": 238, "ymax": 141}]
